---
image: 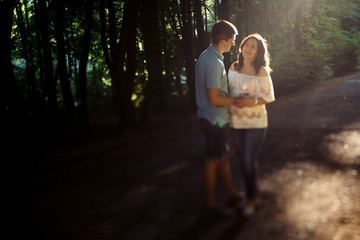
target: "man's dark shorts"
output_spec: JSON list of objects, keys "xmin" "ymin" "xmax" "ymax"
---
[{"xmin": 198, "ymin": 118, "xmax": 229, "ymax": 161}]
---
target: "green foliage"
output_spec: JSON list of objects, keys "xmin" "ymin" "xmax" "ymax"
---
[
  {"xmin": 331, "ymin": 30, "xmax": 360, "ymax": 76},
  {"xmin": 250, "ymin": 0, "xmax": 360, "ymax": 96},
  {"xmin": 301, "ymin": 12, "xmax": 341, "ymax": 80}
]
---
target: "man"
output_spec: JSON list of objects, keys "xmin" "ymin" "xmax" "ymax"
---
[{"xmin": 195, "ymin": 20, "xmax": 242, "ymax": 215}]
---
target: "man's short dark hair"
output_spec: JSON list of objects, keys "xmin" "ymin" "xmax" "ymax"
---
[{"xmin": 211, "ymin": 20, "xmax": 238, "ymax": 44}]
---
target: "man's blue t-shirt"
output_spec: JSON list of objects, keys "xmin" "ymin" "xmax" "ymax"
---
[{"xmin": 195, "ymin": 45, "xmax": 229, "ymax": 127}]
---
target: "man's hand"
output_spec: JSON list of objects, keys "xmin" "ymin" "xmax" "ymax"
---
[{"xmin": 238, "ymin": 93, "xmax": 250, "ymax": 99}]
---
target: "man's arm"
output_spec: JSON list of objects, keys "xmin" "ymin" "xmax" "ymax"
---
[{"xmin": 207, "ymin": 88, "xmax": 236, "ymax": 106}]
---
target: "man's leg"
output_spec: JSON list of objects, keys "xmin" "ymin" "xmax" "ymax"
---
[
  {"xmin": 218, "ymin": 153, "xmax": 239, "ymax": 197},
  {"xmin": 205, "ymin": 160, "xmax": 218, "ymax": 207}
]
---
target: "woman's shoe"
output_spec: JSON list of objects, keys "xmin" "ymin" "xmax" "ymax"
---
[
  {"xmin": 241, "ymin": 196, "xmax": 261, "ymax": 217},
  {"xmin": 242, "ymin": 204, "xmax": 255, "ymax": 217}
]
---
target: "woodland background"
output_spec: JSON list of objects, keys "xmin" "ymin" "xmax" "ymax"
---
[{"xmin": 1, "ymin": 0, "xmax": 360, "ymax": 143}]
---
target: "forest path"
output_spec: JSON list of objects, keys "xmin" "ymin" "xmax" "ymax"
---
[{"xmin": 17, "ymin": 73, "xmax": 360, "ymax": 240}]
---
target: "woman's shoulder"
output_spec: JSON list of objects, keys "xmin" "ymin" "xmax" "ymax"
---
[{"xmin": 256, "ymin": 66, "xmax": 269, "ymax": 77}]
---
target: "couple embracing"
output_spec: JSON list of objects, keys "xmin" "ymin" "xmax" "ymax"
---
[{"xmin": 195, "ymin": 20, "xmax": 275, "ymax": 217}]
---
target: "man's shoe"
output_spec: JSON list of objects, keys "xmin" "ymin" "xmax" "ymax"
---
[
  {"xmin": 226, "ymin": 194, "xmax": 244, "ymax": 209},
  {"xmin": 205, "ymin": 206, "xmax": 235, "ymax": 218}
]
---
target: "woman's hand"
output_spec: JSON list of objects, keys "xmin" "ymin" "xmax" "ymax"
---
[{"xmin": 234, "ymin": 95, "xmax": 258, "ymax": 108}]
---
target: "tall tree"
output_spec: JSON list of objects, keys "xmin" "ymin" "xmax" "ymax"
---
[
  {"xmin": 235, "ymin": 0, "xmax": 243, "ymax": 40},
  {"xmin": 123, "ymin": 0, "xmax": 139, "ymax": 122},
  {"xmin": 218, "ymin": 0, "xmax": 231, "ymax": 71},
  {"xmin": 99, "ymin": 0, "xmax": 137, "ymax": 129},
  {"xmin": 15, "ymin": 0, "xmax": 44, "ymax": 117},
  {"xmin": 218, "ymin": 0, "xmax": 229, "ymax": 20},
  {"xmin": 37, "ymin": 0, "xmax": 60, "ymax": 128},
  {"xmin": 1, "ymin": 0, "xmax": 27, "ymax": 125},
  {"xmin": 69, "ymin": 19, "xmax": 80, "ymax": 104},
  {"xmin": 243, "ymin": 0, "xmax": 250, "ymax": 35},
  {"xmin": 193, "ymin": 0, "xmax": 208, "ymax": 56},
  {"xmin": 33, "ymin": 0, "xmax": 45, "ymax": 99},
  {"xmin": 179, "ymin": 0, "xmax": 195, "ymax": 107},
  {"xmin": 158, "ymin": 0, "xmax": 185, "ymax": 99},
  {"xmin": 262, "ymin": 0, "xmax": 270, "ymax": 32},
  {"xmin": 54, "ymin": 0, "xmax": 75, "ymax": 117},
  {"xmin": 294, "ymin": 0, "xmax": 303, "ymax": 51},
  {"xmin": 140, "ymin": 0, "xmax": 165, "ymax": 120},
  {"xmin": 78, "ymin": 0, "xmax": 95, "ymax": 126}
]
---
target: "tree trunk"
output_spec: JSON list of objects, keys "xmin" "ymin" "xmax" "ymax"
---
[
  {"xmin": 38, "ymin": 0, "xmax": 60, "ymax": 128},
  {"xmin": 282, "ymin": 0, "xmax": 289, "ymax": 26},
  {"xmin": 140, "ymin": 0, "xmax": 165, "ymax": 121},
  {"xmin": 54, "ymin": 0, "xmax": 74, "ymax": 117},
  {"xmin": 114, "ymin": 0, "xmax": 138, "ymax": 127},
  {"xmin": 15, "ymin": 0, "xmax": 44, "ymax": 117},
  {"xmin": 263, "ymin": 0, "xmax": 270, "ymax": 32},
  {"xmin": 99, "ymin": 0, "xmax": 123, "ymax": 127},
  {"xmin": 179, "ymin": 0, "xmax": 195, "ymax": 107},
  {"xmin": 294, "ymin": 1, "xmax": 303, "ymax": 51},
  {"xmin": 69, "ymin": 22, "xmax": 80, "ymax": 104},
  {"xmin": 79, "ymin": 0, "xmax": 95, "ymax": 126},
  {"xmin": 99, "ymin": 0, "xmax": 111, "ymax": 69},
  {"xmin": 235, "ymin": 0, "xmax": 242, "ymax": 40},
  {"xmin": 203, "ymin": 0, "xmax": 208, "ymax": 32},
  {"xmin": 1, "ymin": 0, "xmax": 27, "ymax": 126},
  {"xmin": 214, "ymin": 0, "xmax": 219, "ymax": 20},
  {"xmin": 33, "ymin": 0, "xmax": 45, "ymax": 98},
  {"xmin": 310, "ymin": 0, "xmax": 320, "ymax": 16},
  {"xmin": 193, "ymin": 0, "xmax": 208, "ymax": 56},
  {"xmin": 99, "ymin": 0, "xmax": 137, "ymax": 129},
  {"xmin": 123, "ymin": 0, "xmax": 138, "ymax": 126},
  {"xmin": 218, "ymin": 0, "xmax": 229, "ymax": 20},
  {"xmin": 218, "ymin": 0, "xmax": 231, "ymax": 72},
  {"xmin": 243, "ymin": 0, "xmax": 250, "ymax": 35}
]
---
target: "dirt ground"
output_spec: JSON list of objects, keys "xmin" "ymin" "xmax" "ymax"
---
[{"xmin": 14, "ymin": 73, "xmax": 360, "ymax": 240}]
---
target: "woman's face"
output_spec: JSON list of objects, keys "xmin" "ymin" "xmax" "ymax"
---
[{"xmin": 241, "ymin": 38, "xmax": 258, "ymax": 62}]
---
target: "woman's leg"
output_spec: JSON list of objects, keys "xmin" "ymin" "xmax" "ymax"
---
[
  {"xmin": 241, "ymin": 128, "xmax": 266, "ymax": 200},
  {"xmin": 231, "ymin": 128, "xmax": 266, "ymax": 200}
]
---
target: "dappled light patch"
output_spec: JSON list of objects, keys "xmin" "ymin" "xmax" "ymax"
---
[
  {"xmin": 285, "ymin": 169, "xmax": 359, "ymax": 239},
  {"xmin": 260, "ymin": 161, "xmax": 360, "ymax": 240},
  {"xmin": 258, "ymin": 126, "xmax": 360, "ymax": 240},
  {"xmin": 323, "ymin": 130, "xmax": 360, "ymax": 165}
]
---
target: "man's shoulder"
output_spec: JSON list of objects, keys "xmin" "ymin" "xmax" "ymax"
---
[
  {"xmin": 199, "ymin": 47, "xmax": 213, "ymax": 58},
  {"xmin": 198, "ymin": 49, "xmax": 222, "ymax": 66}
]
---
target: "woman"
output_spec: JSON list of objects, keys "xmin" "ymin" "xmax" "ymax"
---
[{"xmin": 228, "ymin": 33, "xmax": 275, "ymax": 216}]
